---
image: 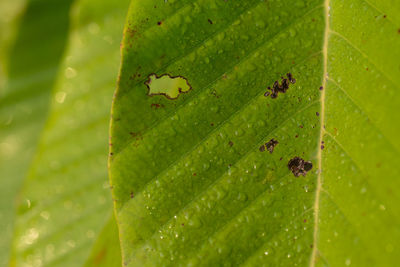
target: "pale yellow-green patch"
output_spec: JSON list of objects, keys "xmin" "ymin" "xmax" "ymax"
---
[{"xmin": 145, "ymin": 74, "xmax": 192, "ymax": 99}]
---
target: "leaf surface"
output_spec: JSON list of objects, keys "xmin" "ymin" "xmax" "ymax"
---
[{"xmin": 111, "ymin": 0, "xmax": 400, "ymax": 266}]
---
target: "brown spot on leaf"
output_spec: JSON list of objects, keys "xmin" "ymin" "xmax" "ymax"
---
[
  {"xmin": 288, "ymin": 157, "xmax": 313, "ymax": 177},
  {"xmin": 264, "ymin": 73, "xmax": 296, "ymax": 98},
  {"xmin": 151, "ymin": 103, "xmax": 164, "ymax": 109},
  {"xmin": 259, "ymin": 145, "xmax": 266, "ymax": 152},
  {"xmin": 265, "ymin": 138, "xmax": 279, "ymax": 153},
  {"xmin": 228, "ymin": 141, "xmax": 234, "ymax": 147}
]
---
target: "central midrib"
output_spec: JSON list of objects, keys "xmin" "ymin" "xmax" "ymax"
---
[{"xmin": 310, "ymin": 0, "xmax": 330, "ymax": 266}]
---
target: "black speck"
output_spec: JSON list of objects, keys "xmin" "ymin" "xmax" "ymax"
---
[
  {"xmin": 208, "ymin": 19, "xmax": 213, "ymax": 24},
  {"xmin": 316, "ymin": 112, "xmax": 320, "ymax": 116},
  {"xmin": 319, "ymin": 86, "xmax": 323, "ymax": 90},
  {"xmin": 157, "ymin": 21, "xmax": 162, "ymax": 25}
]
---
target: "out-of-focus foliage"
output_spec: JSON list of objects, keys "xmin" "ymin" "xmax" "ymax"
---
[
  {"xmin": 1, "ymin": 0, "xmax": 128, "ymax": 266},
  {"xmin": 1, "ymin": 0, "xmax": 73, "ymax": 264}
]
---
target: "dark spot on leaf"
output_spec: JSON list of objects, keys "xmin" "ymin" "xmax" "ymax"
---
[
  {"xmin": 321, "ymin": 145, "xmax": 325, "ymax": 150},
  {"xmin": 130, "ymin": 191, "xmax": 134, "ymax": 198},
  {"xmin": 319, "ymin": 86, "xmax": 323, "ymax": 90},
  {"xmin": 210, "ymin": 123, "xmax": 214, "ymax": 126},
  {"xmin": 157, "ymin": 21, "xmax": 162, "ymax": 25},
  {"xmin": 288, "ymin": 157, "xmax": 313, "ymax": 177},
  {"xmin": 316, "ymin": 112, "xmax": 320, "ymax": 116},
  {"xmin": 211, "ymin": 88, "xmax": 221, "ymax": 98},
  {"xmin": 193, "ymin": 173, "xmax": 197, "ymax": 176},
  {"xmin": 259, "ymin": 145, "xmax": 266, "ymax": 152},
  {"xmin": 383, "ymin": 14, "xmax": 387, "ymax": 18},
  {"xmin": 151, "ymin": 103, "xmax": 164, "ymax": 109},
  {"xmin": 264, "ymin": 73, "xmax": 296, "ymax": 98},
  {"xmin": 208, "ymin": 19, "xmax": 213, "ymax": 24},
  {"xmin": 265, "ymin": 138, "xmax": 279, "ymax": 153},
  {"xmin": 228, "ymin": 141, "xmax": 234, "ymax": 147},
  {"xmin": 130, "ymin": 132, "xmax": 139, "ymax": 138},
  {"xmin": 299, "ymin": 125, "xmax": 304, "ymax": 128}
]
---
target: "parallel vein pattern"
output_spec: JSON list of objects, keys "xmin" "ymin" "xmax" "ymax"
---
[
  {"xmin": 111, "ymin": 0, "xmax": 324, "ymax": 266},
  {"xmin": 314, "ymin": 0, "xmax": 400, "ymax": 265}
]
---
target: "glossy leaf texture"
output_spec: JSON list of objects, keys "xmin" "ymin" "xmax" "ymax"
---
[
  {"xmin": 8, "ymin": 0, "xmax": 129, "ymax": 266},
  {"xmin": 110, "ymin": 0, "xmax": 400, "ymax": 266}
]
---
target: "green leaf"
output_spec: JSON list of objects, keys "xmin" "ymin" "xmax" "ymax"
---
[
  {"xmin": 8, "ymin": 0, "xmax": 130, "ymax": 266},
  {"xmin": 0, "ymin": 0, "xmax": 73, "ymax": 265},
  {"xmin": 84, "ymin": 215, "xmax": 122, "ymax": 267},
  {"xmin": 110, "ymin": 0, "xmax": 400, "ymax": 266}
]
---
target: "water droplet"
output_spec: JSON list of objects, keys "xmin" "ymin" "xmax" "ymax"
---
[
  {"xmin": 65, "ymin": 67, "xmax": 77, "ymax": 79},
  {"xmin": 55, "ymin": 92, "xmax": 67, "ymax": 103}
]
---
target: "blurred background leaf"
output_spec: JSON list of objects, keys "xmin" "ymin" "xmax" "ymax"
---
[
  {"xmin": 0, "ymin": 0, "xmax": 73, "ymax": 265},
  {"xmin": 1, "ymin": 0, "xmax": 129, "ymax": 266}
]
